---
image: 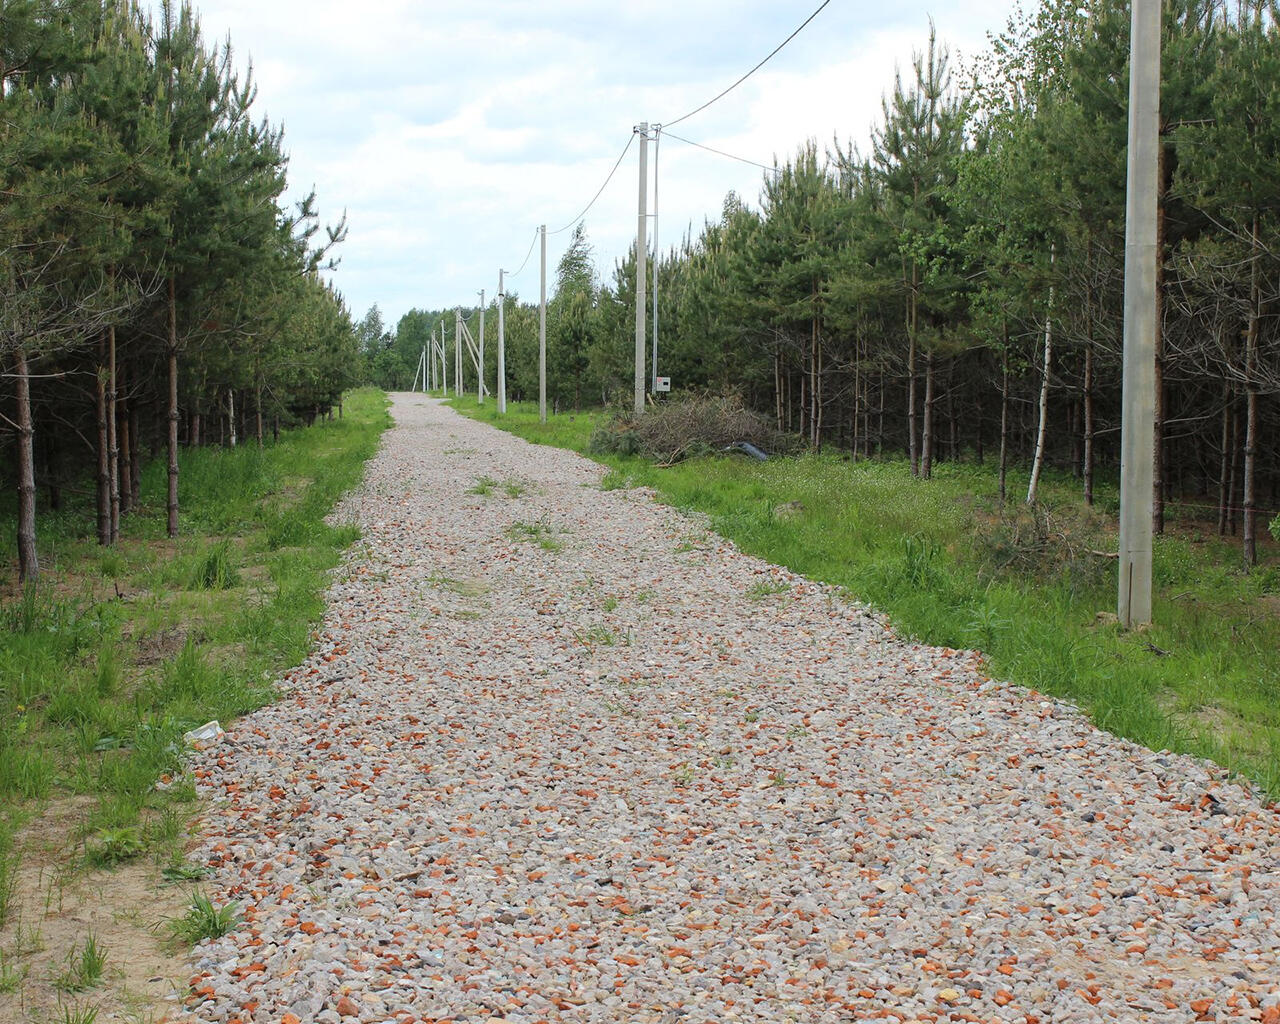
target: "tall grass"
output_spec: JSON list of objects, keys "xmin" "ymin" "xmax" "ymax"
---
[
  {"xmin": 450, "ymin": 394, "xmax": 1280, "ymax": 801},
  {"xmin": 0, "ymin": 389, "xmax": 389, "ymax": 875}
]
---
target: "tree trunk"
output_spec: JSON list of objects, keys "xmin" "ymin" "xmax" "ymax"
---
[
  {"xmin": 1217, "ymin": 380, "xmax": 1231, "ymax": 536},
  {"xmin": 907, "ymin": 271, "xmax": 919, "ymax": 475},
  {"xmin": 256, "ymin": 381, "xmax": 264, "ymax": 447},
  {"xmin": 96, "ymin": 334, "xmax": 111, "ymax": 546},
  {"xmin": 851, "ymin": 333, "xmax": 861, "ymax": 459},
  {"xmin": 14, "ymin": 347, "xmax": 39, "ymax": 583},
  {"xmin": 999, "ymin": 338, "xmax": 1009, "ymax": 506},
  {"xmin": 1083, "ymin": 340, "xmax": 1095, "ymax": 507},
  {"xmin": 921, "ymin": 351, "xmax": 935, "ymax": 480},
  {"xmin": 228, "ymin": 389, "xmax": 237, "ymax": 448},
  {"xmin": 1027, "ymin": 254, "xmax": 1055, "ymax": 505},
  {"xmin": 1243, "ymin": 217, "xmax": 1261, "ymax": 566},
  {"xmin": 108, "ymin": 324, "xmax": 120, "ymax": 543},
  {"xmin": 167, "ymin": 277, "xmax": 179, "ymax": 538},
  {"xmin": 774, "ymin": 349, "xmax": 783, "ymax": 431}
]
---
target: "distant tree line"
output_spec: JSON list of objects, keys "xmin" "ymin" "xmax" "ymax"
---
[
  {"xmin": 369, "ymin": 0, "xmax": 1278, "ymax": 565},
  {"xmin": 2, "ymin": 0, "xmax": 359, "ymax": 583}
]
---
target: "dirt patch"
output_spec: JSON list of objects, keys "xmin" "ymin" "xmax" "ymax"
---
[
  {"xmin": 0, "ymin": 799, "xmax": 192, "ymax": 1024},
  {"xmin": 130, "ymin": 627, "xmax": 190, "ymax": 669}
]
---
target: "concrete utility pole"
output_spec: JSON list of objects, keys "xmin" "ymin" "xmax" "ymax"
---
[
  {"xmin": 454, "ymin": 309, "xmax": 463, "ymax": 396},
  {"xmin": 635, "ymin": 122, "xmax": 649, "ymax": 418},
  {"xmin": 1118, "ymin": 0, "xmax": 1160, "ymax": 628},
  {"xmin": 539, "ymin": 224, "xmax": 547, "ymax": 424},
  {"xmin": 497, "ymin": 270, "xmax": 507, "ymax": 414},
  {"xmin": 477, "ymin": 289, "xmax": 486, "ymax": 405},
  {"xmin": 652, "ymin": 126, "xmax": 660, "ymax": 393},
  {"xmin": 440, "ymin": 319, "xmax": 447, "ymax": 396}
]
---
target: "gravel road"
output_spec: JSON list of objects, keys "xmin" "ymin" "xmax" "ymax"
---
[{"xmin": 175, "ymin": 394, "xmax": 1280, "ymax": 1024}]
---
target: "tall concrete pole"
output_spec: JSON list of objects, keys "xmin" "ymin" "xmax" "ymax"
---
[
  {"xmin": 497, "ymin": 269, "xmax": 507, "ymax": 414},
  {"xmin": 440, "ymin": 320, "xmax": 447, "ymax": 396},
  {"xmin": 539, "ymin": 224, "xmax": 547, "ymax": 424},
  {"xmin": 652, "ymin": 126, "xmax": 660, "ymax": 393},
  {"xmin": 455, "ymin": 309, "xmax": 463, "ymax": 396},
  {"xmin": 1118, "ymin": 0, "xmax": 1160, "ymax": 628},
  {"xmin": 477, "ymin": 289, "xmax": 485, "ymax": 405},
  {"xmin": 634, "ymin": 122, "xmax": 649, "ymax": 418}
]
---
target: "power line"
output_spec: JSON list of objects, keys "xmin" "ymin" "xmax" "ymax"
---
[
  {"xmin": 664, "ymin": 0, "xmax": 835, "ymax": 129},
  {"xmin": 662, "ymin": 128, "xmax": 781, "ymax": 175},
  {"xmin": 504, "ymin": 228, "xmax": 540, "ymax": 279},
  {"xmin": 548, "ymin": 133, "xmax": 636, "ymax": 235}
]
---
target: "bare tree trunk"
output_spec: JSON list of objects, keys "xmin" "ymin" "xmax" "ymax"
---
[
  {"xmin": 108, "ymin": 324, "xmax": 120, "ymax": 543},
  {"xmin": 1083, "ymin": 339, "xmax": 1095, "ymax": 507},
  {"xmin": 875, "ymin": 371, "xmax": 885, "ymax": 455},
  {"xmin": 907, "ymin": 273, "xmax": 919, "ymax": 475},
  {"xmin": 167, "ymin": 277, "xmax": 179, "ymax": 538},
  {"xmin": 999, "ymin": 339, "xmax": 1010, "ymax": 506},
  {"xmin": 1027, "ymin": 253, "xmax": 1055, "ymax": 504},
  {"xmin": 14, "ymin": 347, "xmax": 39, "ymax": 582},
  {"xmin": 1243, "ymin": 217, "xmax": 1261, "ymax": 566},
  {"xmin": 1228, "ymin": 406, "xmax": 1240, "ymax": 536},
  {"xmin": 852, "ymin": 333, "xmax": 861, "ymax": 459},
  {"xmin": 921, "ymin": 351, "xmax": 935, "ymax": 480},
  {"xmin": 1153, "ymin": 143, "xmax": 1169, "ymax": 535},
  {"xmin": 228, "ymin": 389, "xmax": 237, "ymax": 448},
  {"xmin": 1217, "ymin": 380, "xmax": 1231, "ymax": 536},
  {"xmin": 774, "ymin": 349, "xmax": 783, "ymax": 431},
  {"xmin": 96, "ymin": 334, "xmax": 111, "ymax": 546},
  {"xmin": 255, "ymin": 378, "xmax": 264, "ymax": 448},
  {"xmin": 809, "ymin": 301, "xmax": 819, "ymax": 448}
]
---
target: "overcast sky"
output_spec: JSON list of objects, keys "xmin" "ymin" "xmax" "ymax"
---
[{"xmin": 182, "ymin": 0, "xmax": 1024, "ymax": 330}]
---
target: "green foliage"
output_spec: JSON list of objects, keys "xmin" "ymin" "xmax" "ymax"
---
[
  {"xmin": 0, "ymin": 390, "xmax": 387, "ymax": 922},
  {"xmin": 169, "ymin": 891, "xmax": 240, "ymax": 944},
  {"xmin": 85, "ymin": 826, "xmax": 143, "ymax": 868},
  {"xmin": 53, "ymin": 933, "xmax": 107, "ymax": 992}
]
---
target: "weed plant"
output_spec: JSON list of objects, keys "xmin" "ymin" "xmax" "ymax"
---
[
  {"xmin": 169, "ymin": 891, "xmax": 240, "ymax": 944},
  {"xmin": 450, "ymin": 394, "xmax": 1280, "ymax": 800},
  {"xmin": 53, "ymin": 933, "xmax": 107, "ymax": 992}
]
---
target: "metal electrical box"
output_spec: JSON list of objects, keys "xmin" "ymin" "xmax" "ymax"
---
[{"xmin": 654, "ymin": 376, "xmax": 671, "ymax": 393}]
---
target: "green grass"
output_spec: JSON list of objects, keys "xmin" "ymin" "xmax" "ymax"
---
[
  {"xmin": 449, "ymin": 393, "xmax": 1280, "ymax": 802},
  {"xmin": 0, "ymin": 389, "xmax": 389, "ymax": 901},
  {"xmin": 53, "ymin": 933, "xmax": 107, "ymax": 992},
  {"xmin": 168, "ymin": 891, "xmax": 240, "ymax": 944}
]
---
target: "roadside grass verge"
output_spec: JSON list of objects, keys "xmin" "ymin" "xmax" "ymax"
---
[
  {"xmin": 448, "ymin": 393, "xmax": 1280, "ymax": 801},
  {"xmin": 0, "ymin": 388, "xmax": 388, "ymax": 1013}
]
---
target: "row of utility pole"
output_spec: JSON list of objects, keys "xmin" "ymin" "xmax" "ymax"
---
[
  {"xmin": 425, "ymin": 7, "xmax": 1157, "ymax": 627},
  {"xmin": 427, "ymin": 121, "xmax": 665, "ymax": 425}
]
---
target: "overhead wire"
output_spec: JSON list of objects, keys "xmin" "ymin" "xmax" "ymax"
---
[
  {"xmin": 504, "ymin": 227, "xmax": 541, "ymax": 280},
  {"xmin": 663, "ymin": 0, "xmax": 835, "ymax": 129},
  {"xmin": 476, "ymin": 2, "xmax": 829, "ymax": 310},
  {"xmin": 548, "ymin": 132, "xmax": 636, "ymax": 235},
  {"xmin": 661, "ymin": 128, "xmax": 781, "ymax": 175}
]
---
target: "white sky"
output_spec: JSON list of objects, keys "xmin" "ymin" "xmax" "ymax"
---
[{"xmin": 183, "ymin": 0, "xmax": 1025, "ymax": 328}]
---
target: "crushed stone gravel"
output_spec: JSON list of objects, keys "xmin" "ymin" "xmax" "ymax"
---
[{"xmin": 173, "ymin": 394, "xmax": 1280, "ymax": 1024}]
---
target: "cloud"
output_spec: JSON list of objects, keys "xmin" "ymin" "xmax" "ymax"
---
[{"xmin": 175, "ymin": 0, "xmax": 1022, "ymax": 325}]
